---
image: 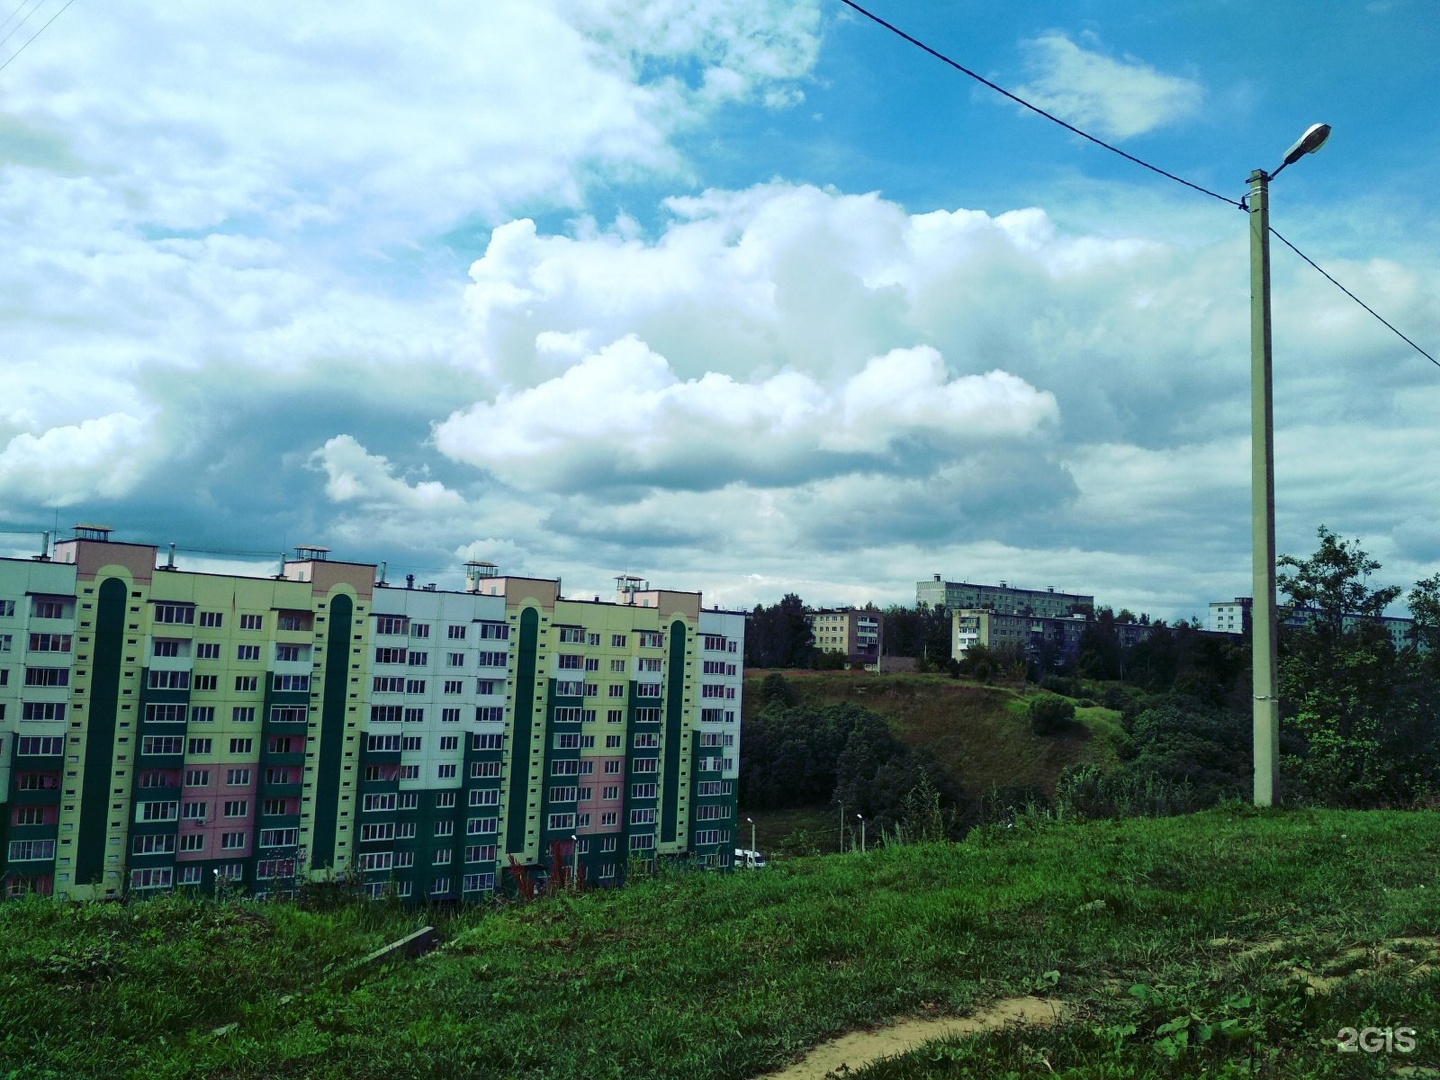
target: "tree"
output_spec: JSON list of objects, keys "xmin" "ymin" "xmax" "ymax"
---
[
  {"xmin": 1276, "ymin": 527, "xmax": 1431, "ymax": 804},
  {"xmin": 1278, "ymin": 525, "xmax": 1401, "ymax": 637},
  {"xmin": 744, "ymin": 593, "xmax": 815, "ymax": 669},
  {"xmin": 882, "ymin": 602, "xmax": 951, "ymax": 666},
  {"xmin": 1078, "ymin": 607, "xmax": 1122, "ymax": 680},
  {"xmin": 1406, "ymin": 573, "xmax": 1440, "ymax": 655}
]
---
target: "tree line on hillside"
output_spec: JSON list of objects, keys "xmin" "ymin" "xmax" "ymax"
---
[
  {"xmin": 1058, "ymin": 528, "xmax": 1440, "ymax": 809},
  {"xmin": 742, "ymin": 527, "xmax": 1440, "ymax": 817},
  {"xmin": 743, "ymin": 595, "xmax": 956, "ymax": 671},
  {"xmin": 738, "ymin": 673, "xmax": 969, "ymax": 839}
]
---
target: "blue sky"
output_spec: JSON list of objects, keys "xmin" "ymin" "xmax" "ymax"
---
[{"xmin": 1, "ymin": 0, "xmax": 1437, "ymax": 621}]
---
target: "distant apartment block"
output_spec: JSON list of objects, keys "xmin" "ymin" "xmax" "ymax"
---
[
  {"xmin": 952, "ymin": 608, "xmax": 1154, "ymax": 666},
  {"xmin": 1208, "ymin": 598, "xmax": 1252, "ymax": 635},
  {"xmin": 1210, "ymin": 595, "xmax": 1415, "ymax": 651},
  {"xmin": 0, "ymin": 529, "xmax": 743, "ymax": 902},
  {"xmin": 806, "ymin": 608, "xmax": 883, "ymax": 669},
  {"xmin": 917, "ymin": 575, "xmax": 1092, "ymax": 619}
]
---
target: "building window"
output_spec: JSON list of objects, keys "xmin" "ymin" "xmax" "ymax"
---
[
  {"xmin": 138, "ymin": 801, "xmax": 179, "ymax": 822},
  {"xmin": 16, "ymin": 736, "xmax": 64, "ymax": 755},
  {"xmin": 130, "ymin": 868, "xmax": 173, "ymax": 890},
  {"xmin": 30, "ymin": 633, "xmax": 73, "ymax": 653},
  {"xmin": 239, "ymin": 614, "xmax": 263, "ymax": 631},
  {"xmin": 152, "ymin": 604, "xmax": 194, "ymax": 625},
  {"xmin": 132, "ymin": 833, "xmax": 176, "ymax": 856},
  {"xmin": 8, "ymin": 839, "xmax": 57, "ymax": 861}
]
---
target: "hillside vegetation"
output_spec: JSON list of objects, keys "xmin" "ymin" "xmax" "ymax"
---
[
  {"xmin": 3, "ymin": 807, "xmax": 1438, "ymax": 1078},
  {"xmin": 746, "ymin": 669, "xmax": 1125, "ymax": 796}
]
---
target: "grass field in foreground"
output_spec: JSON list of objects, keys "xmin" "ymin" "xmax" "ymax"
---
[{"xmin": 2, "ymin": 806, "xmax": 1438, "ymax": 1078}]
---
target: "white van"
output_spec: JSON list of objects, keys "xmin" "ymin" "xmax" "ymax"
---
[{"xmin": 734, "ymin": 848, "xmax": 767, "ymax": 869}]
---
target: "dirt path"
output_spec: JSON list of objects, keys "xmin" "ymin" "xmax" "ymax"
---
[{"xmin": 756, "ymin": 995, "xmax": 1070, "ymax": 1080}]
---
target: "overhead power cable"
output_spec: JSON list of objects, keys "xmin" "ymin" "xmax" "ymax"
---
[
  {"xmin": 1269, "ymin": 227, "xmax": 1438, "ymax": 369},
  {"xmin": 0, "ymin": 0, "xmax": 42, "ymax": 40},
  {"xmin": 0, "ymin": 0, "xmax": 75, "ymax": 76},
  {"xmin": 836, "ymin": 0, "xmax": 1240, "ymax": 209},
  {"xmin": 0, "ymin": 0, "xmax": 45, "ymax": 50},
  {"xmin": 836, "ymin": 0, "xmax": 1436, "ymax": 369}
]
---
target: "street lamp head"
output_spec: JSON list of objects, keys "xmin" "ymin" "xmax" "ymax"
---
[
  {"xmin": 1283, "ymin": 123, "xmax": 1332, "ymax": 166},
  {"xmin": 1267, "ymin": 122, "xmax": 1332, "ymax": 181}
]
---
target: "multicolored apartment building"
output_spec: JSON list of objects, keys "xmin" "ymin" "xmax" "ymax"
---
[{"xmin": 0, "ymin": 528, "xmax": 743, "ymax": 902}]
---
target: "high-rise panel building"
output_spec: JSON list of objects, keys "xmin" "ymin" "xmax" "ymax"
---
[
  {"xmin": 0, "ymin": 530, "xmax": 743, "ymax": 901},
  {"xmin": 917, "ymin": 575, "xmax": 1092, "ymax": 619}
]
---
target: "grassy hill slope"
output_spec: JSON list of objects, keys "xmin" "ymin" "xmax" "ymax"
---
[
  {"xmin": 747, "ymin": 670, "xmax": 1126, "ymax": 797},
  {"xmin": 4, "ymin": 807, "xmax": 1438, "ymax": 1078}
]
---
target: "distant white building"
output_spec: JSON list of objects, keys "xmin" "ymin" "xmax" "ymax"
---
[
  {"xmin": 1209, "ymin": 594, "xmax": 1417, "ymax": 651},
  {"xmin": 1207, "ymin": 598, "xmax": 1251, "ymax": 636}
]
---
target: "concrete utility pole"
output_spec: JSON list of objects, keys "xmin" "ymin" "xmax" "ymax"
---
[{"xmin": 1248, "ymin": 122, "xmax": 1331, "ymax": 806}]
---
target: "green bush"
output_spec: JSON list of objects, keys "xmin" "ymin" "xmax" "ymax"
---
[{"xmin": 1028, "ymin": 693, "xmax": 1076, "ymax": 735}]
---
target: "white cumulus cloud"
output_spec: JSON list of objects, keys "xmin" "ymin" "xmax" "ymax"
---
[
  {"xmin": 433, "ymin": 337, "xmax": 1057, "ymax": 492},
  {"xmin": 0, "ymin": 414, "xmax": 157, "ymax": 506},
  {"xmin": 312, "ymin": 435, "xmax": 464, "ymax": 511}
]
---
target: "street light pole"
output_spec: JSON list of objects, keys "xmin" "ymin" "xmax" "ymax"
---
[
  {"xmin": 746, "ymin": 816, "xmax": 755, "ymax": 857},
  {"xmin": 1248, "ymin": 165, "xmax": 1280, "ymax": 807},
  {"xmin": 1248, "ymin": 123, "xmax": 1330, "ymax": 807},
  {"xmin": 570, "ymin": 833, "xmax": 578, "ymax": 888},
  {"xmin": 856, "ymin": 813, "xmax": 865, "ymax": 854}
]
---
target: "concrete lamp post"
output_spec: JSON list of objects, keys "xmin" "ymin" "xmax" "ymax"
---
[
  {"xmin": 1248, "ymin": 122, "xmax": 1331, "ymax": 807},
  {"xmin": 746, "ymin": 817, "xmax": 755, "ymax": 856},
  {"xmin": 856, "ymin": 813, "xmax": 866, "ymax": 854}
]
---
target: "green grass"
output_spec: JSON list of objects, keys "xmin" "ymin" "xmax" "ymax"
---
[{"xmin": 3, "ymin": 807, "xmax": 1439, "ymax": 1078}]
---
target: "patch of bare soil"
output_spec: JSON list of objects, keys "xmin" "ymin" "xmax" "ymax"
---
[{"xmin": 755, "ymin": 995, "xmax": 1069, "ymax": 1080}]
